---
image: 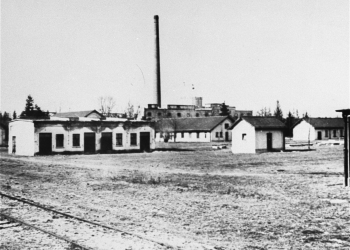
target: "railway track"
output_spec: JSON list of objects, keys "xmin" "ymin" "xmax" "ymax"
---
[{"xmin": 0, "ymin": 191, "xmax": 175, "ymax": 250}]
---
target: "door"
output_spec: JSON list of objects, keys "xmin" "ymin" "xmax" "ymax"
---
[
  {"xmin": 266, "ymin": 133, "xmax": 272, "ymax": 151},
  {"xmin": 101, "ymin": 132, "xmax": 112, "ymax": 153},
  {"xmin": 317, "ymin": 131, "xmax": 322, "ymax": 140},
  {"xmin": 12, "ymin": 136, "xmax": 16, "ymax": 154},
  {"xmin": 39, "ymin": 133, "xmax": 52, "ymax": 155},
  {"xmin": 225, "ymin": 132, "xmax": 229, "ymax": 141},
  {"xmin": 140, "ymin": 132, "xmax": 150, "ymax": 152},
  {"xmin": 84, "ymin": 133, "xmax": 95, "ymax": 153}
]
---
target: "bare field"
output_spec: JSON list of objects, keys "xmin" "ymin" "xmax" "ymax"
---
[{"xmin": 0, "ymin": 144, "xmax": 349, "ymax": 249}]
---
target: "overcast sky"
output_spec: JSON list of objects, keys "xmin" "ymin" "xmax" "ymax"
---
[{"xmin": 1, "ymin": 0, "xmax": 349, "ymax": 117}]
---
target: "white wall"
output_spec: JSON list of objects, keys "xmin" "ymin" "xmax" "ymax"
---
[
  {"xmin": 231, "ymin": 120, "xmax": 255, "ymax": 153},
  {"xmin": 9, "ymin": 120, "xmax": 35, "ymax": 156},
  {"xmin": 156, "ymin": 131, "xmax": 211, "ymax": 142},
  {"xmin": 293, "ymin": 121, "xmax": 316, "ymax": 141},
  {"xmin": 9, "ymin": 120, "xmax": 155, "ymax": 156},
  {"xmin": 255, "ymin": 130, "xmax": 284, "ymax": 150}
]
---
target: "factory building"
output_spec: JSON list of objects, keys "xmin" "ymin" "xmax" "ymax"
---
[{"xmin": 144, "ymin": 98, "xmax": 252, "ymax": 121}]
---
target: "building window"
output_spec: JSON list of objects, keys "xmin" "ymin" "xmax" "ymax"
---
[
  {"xmin": 73, "ymin": 134, "xmax": 80, "ymax": 147},
  {"xmin": 196, "ymin": 113, "xmax": 199, "ymax": 117},
  {"xmin": 147, "ymin": 112, "xmax": 152, "ymax": 117},
  {"xmin": 205, "ymin": 112, "xmax": 209, "ymax": 117},
  {"xmin": 167, "ymin": 113, "xmax": 172, "ymax": 117},
  {"xmin": 181, "ymin": 132, "xmax": 184, "ymax": 138},
  {"xmin": 333, "ymin": 130, "xmax": 337, "ymax": 137},
  {"xmin": 224, "ymin": 123, "xmax": 229, "ymax": 129},
  {"xmin": 205, "ymin": 133, "xmax": 207, "ymax": 138},
  {"xmin": 56, "ymin": 134, "xmax": 64, "ymax": 148},
  {"xmin": 220, "ymin": 132, "xmax": 223, "ymax": 138},
  {"xmin": 177, "ymin": 113, "xmax": 181, "ymax": 117},
  {"xmin": 242, "ymin": 133, "xmax": 246, "ymax": 140},
  {"xmin": 197, "ymin": 132, "xmax": 200, "ymax": 138},
  {"xmin": 158, "ymin": 112, "xmax": 162, "ymax": 117},
  {"xmin": 340, "ymin": 129, "xmax": 344, "ymax": 137},
  {"xmin": 130, "ymin": 133, "xmax": 137, "ymax": 146},
  {"xmin": 216, "ymin": 132, "xmax": 219, "ymax": 138},
  {"xmin": 325, "ymin": 130, "xmax": 328, "ymax": 137},
  {"xmin": 187, "ymin": 113, "xmax": 191, "ymax": 117},
  {"xmin": 116, "ymin": 133, "xmax": 123, "ymax": 146},
  {"xmin": 189, "ymin": 132, "xmax": 192, "ymax": 138}
]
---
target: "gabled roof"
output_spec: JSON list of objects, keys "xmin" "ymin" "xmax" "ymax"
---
[
  {"xmin": 229, "ymin": 116, "xmax": 286, "ymax": 130},
  {"xmin": 294, "ymin": 117, "xmax": 344, "ymax": 129},
  {"xmin": 53, "ymin": 110, "xmax": 103, "ymax": 118},
  {"xmin": 155, "ymin": 116, "xmax": 233, "ymax": 132}
]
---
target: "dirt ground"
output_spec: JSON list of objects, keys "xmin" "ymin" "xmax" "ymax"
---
[{"xmin": 0, "ymin": 144, "xmax": 349, "ymax": 249}]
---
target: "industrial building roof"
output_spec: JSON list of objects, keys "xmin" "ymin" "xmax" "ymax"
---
[
  {"xmin": 53, "ymin": 110, "xmax": 103, "ymax": 118},
  {"xmin": 229, "ymin": 116, "xmax": 286, "ymax": 130},
  {"xmin": 294, "ymin": 117, "xmax": 344, "ymax": 129},
  {"xmin": 155, "ymin": 116, "xmax": 233, "ymax": 132}
]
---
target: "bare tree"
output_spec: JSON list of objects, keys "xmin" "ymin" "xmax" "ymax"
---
[
  {"xmin": 125, "ymin": 101, "xmax": 135, "ymax": 119},
  {"xmin": 256, "ymin": 107, "xmax": 272, "ymax": 116},
  {"xmin": 98, "ymin": 96, "xmax": 116, "ymax": 117}
]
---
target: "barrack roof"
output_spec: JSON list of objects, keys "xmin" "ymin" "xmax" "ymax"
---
[{"xmin": 229, "ymin": 116, "xmax": 286, "ymax": 130}]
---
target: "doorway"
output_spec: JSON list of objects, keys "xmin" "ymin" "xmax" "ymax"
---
[
  {"xmin": 317, "ymin": 131, "xmax": 322, "ymax": 140},
  {"xmin": 39, "ymin": 133, "xmax": 52, "ymax": 155},
  {"xmin": 225, "ymin": 132, "xmax": 229, "ymax": 141},
  {"xmin": 140, "ymin": 132, "xmax": 150, "ymax": 152},
  {"xmin": 84, "ymin": 133, "xmax": 96, "ymax": 153},
  {"xmin": 266, "ymin": 133, "xmax": 272, "ymax": 151},
  {"xmin": 101, "ymin": 132, "xmax": 112, "ymax": 153}
]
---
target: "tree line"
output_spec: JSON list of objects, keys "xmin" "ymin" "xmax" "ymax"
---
[{"xmin": 256, "ymin": 100, "xmax": 309, "ymax": 137}]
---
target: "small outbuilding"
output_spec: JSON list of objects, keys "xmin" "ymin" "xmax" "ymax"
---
[
  {"xmin": 8, "ymin": 117, "xmax": 155, "ymax": 156},
  {"xmin": 229, "ymin": 117, "xmax": 286, "ymax": 154},
  {"xmin": 155, "ymin": 116, "xmax": 234, "ymax": 142},
  {"xmin": 293, "ymin": 118, "xmax": 344, "ymax": 141}
]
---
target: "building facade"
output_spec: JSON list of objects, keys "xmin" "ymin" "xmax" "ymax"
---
[
  {"xmin": 155, "ymin": 116, "xmax": 234, "ymax": 143},
  {"xmin": 293, "ymin": 118, "xmax": 344, "ymax": 141},
  {"xmin": 144, "ymin": 97, "xmax": 252, "ymax": 121},
  {"xmin": 9, "ymin": 118, "xmax": 155, "ymax": 156}
]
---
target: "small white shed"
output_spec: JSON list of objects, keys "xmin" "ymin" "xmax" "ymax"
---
[{"xmin": 230, "ymin": 117, "xmax": 286, "ymax": 154}]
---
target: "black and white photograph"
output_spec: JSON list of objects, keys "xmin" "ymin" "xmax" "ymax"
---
[{"xmin": 1, "ymin": 0, "xmax": 349, "ymax": 249}]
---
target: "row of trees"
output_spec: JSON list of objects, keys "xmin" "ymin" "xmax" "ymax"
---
[
  {"xmin": 97, "ymin": 96, "xmax": 140, "ymax": 119},
  {"xmin": 256, "ymin": 100, "xmax": 310, "ymax": 137}
]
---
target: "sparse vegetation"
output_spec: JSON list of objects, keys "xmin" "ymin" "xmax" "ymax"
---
[{"xmin": 0, "ymin": 146, "xmax": 349, "ymax": 249}]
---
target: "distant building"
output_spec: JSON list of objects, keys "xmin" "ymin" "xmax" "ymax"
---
[
  {"xmin": 9, "ymin": 116, "xmax": 155, "ymax": 156},
  {"xmin": 155, "ymin": 116, "xmax": 234, "ymax": 142},
  {"xmin": 53, "ymin": 110, "xmax": 104, "ymax": 119},
  {"xmin": 293, "ymin": 118, "xmax": 344, "ymax": 141},
  {"xmin": 230, "ymin": 117, "xmax": 286, "ymax": 154},
  {"xmin": 144, "ymin": 97, "xmax": 252, "ymax": 121},
  {"xmin": 0, "ymin": 124, "xmax": 7, "ymax": 146}
]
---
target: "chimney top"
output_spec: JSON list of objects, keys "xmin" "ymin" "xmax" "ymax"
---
[{"xmin": 154, "ymin": 15, "xmax": 159, "ymax": 20}]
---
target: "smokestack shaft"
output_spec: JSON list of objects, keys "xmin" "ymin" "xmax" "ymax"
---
[{"xmin": 154, "ymin": 15, "xmax": 161, "ymax": 107}]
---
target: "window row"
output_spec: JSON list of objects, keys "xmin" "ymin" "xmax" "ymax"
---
[
  {"xmin": 216, "ymin": 132, "xmax": 223, "ymax": 138},
  {"xmin": 325, "ymin": 129, "xmax": 344, "ymax": 137},
  {"xmin": 54, "ymin": 133, "xmax": 138, "ymax": 148},
  {"xmin": 159, "ymin": 132, "xmax": 206, "ymax": 139},
  {"xmin": 147, "ymin": 112, "xmax": 209, "ymax": 117}
]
